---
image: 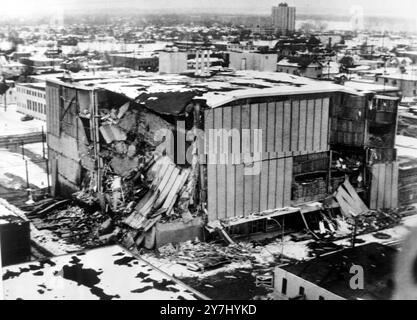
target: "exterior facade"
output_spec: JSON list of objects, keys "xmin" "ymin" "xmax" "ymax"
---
[
  {"xmin": 229, "ymin": 52, "xmax": 278, "ymax": 72},
  {"xmin": 16, "ymin": 83, "xmax": 47, "ymax": 121},
  {"xmin": 159, "ymin": 51, "xmax": 188, "ymax": 74},
  {"xmin": 271, "ymin": 3, "xmax": 296, "ymax": 34}
]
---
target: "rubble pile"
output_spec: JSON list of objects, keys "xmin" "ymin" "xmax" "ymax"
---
[
  {"xmin": 74, "ymin": 100, "xmax": 201, "ymax": 250},
  {"xmin": 28, "ymin": 205, "xmax": 111, "ymax": 248},
  {"xmin": 157, "ymin": 240, "xmax": 259, "ymax": 272}
]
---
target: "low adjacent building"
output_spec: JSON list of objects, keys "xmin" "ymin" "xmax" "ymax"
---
[
  {"xmin": 376, "ymin": 73, "xmax": 417, "ymax": 98},
  {"xmin": 16, "ymin": 83, "xmax": 47, "ymax": 121}
]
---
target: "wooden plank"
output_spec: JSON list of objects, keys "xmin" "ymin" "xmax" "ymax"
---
[
  {"xmin": 306, "ymin": 99, "xmax": 315, "ymax": 152},
  {"xmin": 213, "ymin": 107, "xmax": 223, "ymax": 165},
  {"xmin": 342, "ymin": 180, "xmax": 368, "ymax": 212},
  {"xmin": 291, "ymin": 100, "xmax": 300, "ymax": 152},
  {"xmin": 338, "ymin": 187, "xmax": 362, "ymax": 215},
  {"xmin": 283, "ymin": 156, "xmax": 293, "ymax": 207},
  {"xmin": 321, "ymin": 97, "xmax": 330, "ymax": 152},
  {"xmin": 377, "ymin": 163, "xmax": 386, "ymax": 209},
  {"xmin": 313, "ymin": 99, "xmax": 322, "ymax": 151},
  {"xmin": 235, "ymin": 164, "xmax": 244, "ymax": 217},
  {"xmin": 155, "ymin": 168, "xmax": 180, "ymax": 208},
  {"xmin": 384, "ymin": 163, "xmax": 393, "ymax": 209},
  {"xmin": 267, "ymin": 102, "xmax": 276, "ymax": 154},
  {"xmin": 335, "ymin": 192, "xmax": 354, "ymax": 218},
  {"xmin": 250, "ymin": 103, "xmax": 259, "ymax": 154},
  {"xmin": 298, "ymin": 100, "xmax": 307, "ymax": 152},
  {"xmin": 392, "ymin": 162, "xmax": 399, "ymax": 208},
  {"xmin": 275, "ymin": 102, "xmax": 284, "ymax": 153},
  {"xmin": 252, "ymin": 165, "xmax": 261, "ymax": 214},
  {"xmin": 369, "ymin": 165, "xmax": 379, "ymax": 210},
  {"xmin": 244, "ymin": 165, "xmax": 253, "ymax": 216},
  {"xmin": 259, "ymin": 160, "xmax": 269, "ymax": 212},
  {"xmin": 267, "ymin": 159, "xmax": 277, "ymax": 209},
  {"xmin": 241, "ymin": 104, "xmax": 251, "ymax": 163},
  {"xmin": 217, "ymin": 164, "xmax": 227, "ymax": 219},
  {"xmin": 259, "ymin": 103, "xmax": 268, "ymax": 156},
  {"xmin": 276, "ymin": 158, "xmax": 285, "ymax": 208},
  {"xmin": 204, "ymin": 109, "xmax": 214, "ymax": 164},
  {"xmin": 207, "ymin": 164, "xmax": 217, "ymax": 221},
  {"xmin": 231, "ymin": 105, "xmax": 242, "ymax": 165},
  {"xmin": 283, "ymin": 101, "xmax": 292, "ymax": 152},
  {"xmin": 226, "ymin": 165, "xmax": 236, "ymax": 218},
  {"xmin": 223, "ymin": 106, "xmax": 233, "ymax": 164}
]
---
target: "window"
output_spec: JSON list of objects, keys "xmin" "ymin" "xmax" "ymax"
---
[
  {"xmin": 281, "ymin": 278, "xmax": 287, "ymax": 295},
  {"xmin": 299, "ymin": 286, "xmax": 305, "ymax": 296}
]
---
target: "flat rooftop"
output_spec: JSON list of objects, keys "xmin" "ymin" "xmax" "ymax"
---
[
  {"xmin": 344, "ymin": 80, "xmax": 399, "ymax": 93},
  {"xmin": 17, "ymin": 82, "xmax": 46, "ymax": 92},
  {"xmin": 280, "ymin": 243, "xmax": 397, "ymax": 300},
  {"xmin": 46, "ymin": 70, "xmax": 360, "ymax": 110},
  {"xmin": 2, "ymin": 245, "xmax": 201, "ymax": 300}
]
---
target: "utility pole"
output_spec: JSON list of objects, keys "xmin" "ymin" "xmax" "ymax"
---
[
  {"xmin": 351, "ymin": 217, "xmax": 358, "ymax": 248},
  {"xmin": 21, "ymin": 140, "xmax": 25, "ymax": 159},
  {"xmin": 281, "ymin": 217, "xmax": 285, "ymax": 262},
  {"xmin": 25, "ymin": 160, "xmax": 30, "ymax": 190},
  {"xmin": 0, "ymin": 231, "xmax": 3, "ymax": 300},
  {"xmin": 41, "ymin": 126, "xmax": 45, "ymax": 159}
]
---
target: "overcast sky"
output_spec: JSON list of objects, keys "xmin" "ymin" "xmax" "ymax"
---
[{"xmin": 2, "ymin": 0, "xmax": 417, "ymax": 19}]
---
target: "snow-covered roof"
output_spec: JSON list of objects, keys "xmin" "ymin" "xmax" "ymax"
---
[
  {"xmin": 46, "ymin": 69, "xmax": 361, "ymax": 110},
  {"xmin": 2, "ymin": 245, "xmax": 201, "ymax": 300},
  {"xmin": 344, "ymin": 81, "xmax": 399, "ymax": 93}
]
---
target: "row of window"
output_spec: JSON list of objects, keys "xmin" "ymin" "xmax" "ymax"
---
[
  {"xmin": 17, "ymin": 86, "xmax": 46, "ymax": 99},
  {"xmin": 20, "ymin": 99, "xmax": 46, "ymax": 115},
  {"xmin": 384, "ymin": 78, "xmax": 417, "ymax": 87}
]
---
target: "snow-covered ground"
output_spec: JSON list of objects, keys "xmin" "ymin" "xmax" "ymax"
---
[
  {"xmin": 0, "ymin": 104, "xmax": 45, "ymax": 136},
  {"xmin": 23, "ymin": 142, "xmax": 47, "ymax": 158},
  {"xmin": 0, "ymin": 149, "xmax": 48, "ymax": 189}
]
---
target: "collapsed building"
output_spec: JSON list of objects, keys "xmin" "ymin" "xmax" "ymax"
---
[{"xmin": 44, "ymin": 69, "xmax": 400, "ymax": 250}]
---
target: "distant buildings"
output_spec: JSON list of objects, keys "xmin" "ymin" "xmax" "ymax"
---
[{"xmin": 271, "ymin": 3, "xmax": 296, "ymax": 35}]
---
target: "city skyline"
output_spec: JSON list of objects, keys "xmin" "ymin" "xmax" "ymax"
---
[{"xmin": 1, "ymin": 0, "xmax": 417, "ymax": 19}]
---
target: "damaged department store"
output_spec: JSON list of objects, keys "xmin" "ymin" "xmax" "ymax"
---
[{"xmin": 44, "ymin": 69, "xmax": 400, "ymax": 250}]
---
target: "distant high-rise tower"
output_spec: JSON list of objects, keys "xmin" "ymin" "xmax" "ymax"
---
[
  {"xmin": 272, "ymin": 3, "xmax": 296, "ymax": 35},
  {"xmin": 50, "ymin": 7, "xmax": 64, "ymax": 30}
]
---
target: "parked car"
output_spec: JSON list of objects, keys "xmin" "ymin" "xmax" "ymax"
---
[{"xmin": 21, "ymin": 115, "xmax": 34, "ymax": 122}]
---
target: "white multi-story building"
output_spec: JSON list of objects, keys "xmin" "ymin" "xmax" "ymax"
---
[
  {"xmin": 271, "ymin": 3, "xmax": 296, "ymax": 34},
  {"xmin": 16, "ymin": 83, "xmax": 47, "ymax": 121}
]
